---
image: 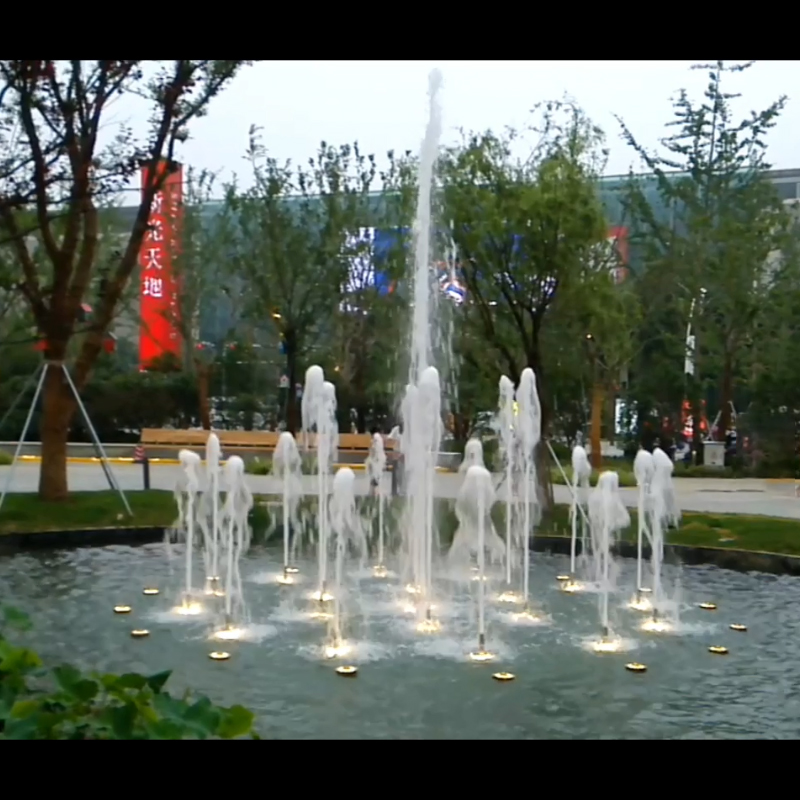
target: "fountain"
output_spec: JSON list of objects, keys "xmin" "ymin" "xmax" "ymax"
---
[
  {"xmin": 303, "ymin": 371, "xmax": 338, "ymax": 607},
  {"xmin": 213, "ymin": 455, "xmax": 253, "ymax": 640},
  {"xmin": 175, "ymin": 449, "xmax": 203, "ymax": 615},
  {"xmin": 450, "ymin": 465, "xmax": 502, "ymax": 659},
  {"xmin": 398, "ymin": 68, "xmax": 444, "ymax": 632},
  {"xmin": 459, "ymin": 438, "xmax": 485, "ymax": 473},
  {"xmin": 273, "ymin": 431, "xmax": 302, "ymax": 584},
  {"xmin": 564, "ymin": 444, "xmax": 591, "ymax": 588},
  {"xmin": 514, "ymin": 368, "xmax": 541, "ymax": 618},
  {"xmin": 324, "ymin": 467, "xmax": 367, "ymax": 658},
  {"xmin": 631, "ymin": 447, "xmax": 654, "ymax": 610},
  {"xmin": 642, "ymin": 447, "xmax": 681, "ymax": 632},
  {"xmin": 366, "ymin": 433, "xmax": 388, "ymax": 577},
  {"xmin": 203, "ymin": 433, "xmax": 223, "ymax": 597},
  {"xmin": 588, "ymin": 471, "xmax": 630, "ymax": 651},
  {"xmin": 496, "ymin": 375, "xmax": 519, "ymax": 602}
]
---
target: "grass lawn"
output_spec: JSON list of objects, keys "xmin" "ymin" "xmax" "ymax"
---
[{"xmin": 1, "ymin": 490, "xmax": 800, "ymax": 557}]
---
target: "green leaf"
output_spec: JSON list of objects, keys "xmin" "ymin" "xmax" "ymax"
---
[
  {"xmin": 217, "ymin": 704, "xmax": 254, "ymax": 739},
  {"xmin": 182, "ymin": 696, "xmax": 221, "ymax": 738},
  {"xmin": 144, "ymin": 718, "xmax": 186, "ymax": 739},
  {"xmin": 145, "ymin": 670, "xmax": 172, "ymax": 693},
  {"xmin": 9, "ymin": 699, "xmax": 40, "ymax": 719},
  {"xmin": 52, "ymin": 664, "xmax": 82, "ymax": 692},
  {"xmin": 108, "ymin": 703, "xmax": 137, "ymax": 739},
  {"xmin": 2, "ymin": 714, "xmax": 41, "ymax": 739},
  {"xmin": 2, "ymin": 606, "xmax": 32, "ymax": 631},
  {"xmin": 0, "ymin": 645, "xmax": 42, "ymax": 673},
  {"xmin": 116, "ymin": 673, "xmax": 147, "ymax": 690}
]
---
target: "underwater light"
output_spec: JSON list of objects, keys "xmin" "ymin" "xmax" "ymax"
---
[
  {"xmin": 142, "ymin": 588, "xmax": 159, "ymax": 596},
  {"xmin": 556, "ymin": 574, "xmax": 570, "ymax": 582},
  {"xmin": 174, "ymin": 601, "xmax": 203, "ymax": 616},
  {"xmin": 276, "ymin": 574, "xmax": 295, "ymax": 585},
  {"xmin": 130, "ymin": 629, "xmax": 150, "ymax": 638},
  {"xmin": 416, "ymin": 617, "xmax": 441, "ymax": 633},
  {"xmin": 698, "ymin": 602, "xmax": 717, "ymax": 611},
  {"xmin": 284, "ymin": 566, "xmax": 299, "ymax": 574},
  {"xmin": 372, "ymin": 565, "xmax": 388, "ymax": 578},
  {"xmin": 625, "ymin": 662, "xmax": 647, "ymax": 673},
  {"xmin": 730, "ymin": 624, "xmax": 747, "ymax": 632},
  {"xmin": 113, "ymin": 605, "xmax": 132, "ymax": 614},
  {"xmin": 641, "ymin": 618, "xmax": 672, "ymax": 633},
  {"xmin": 468, "ymin": 650, "xmax": 496, "ymax": 663},
  {"xmin": 592, "ymin": 638, "xmax": 622, "ymax": 654},
  {"xmin": 492, "ymin": 672, "xmax": 515, "ymax": 681},
  {"xmin": 512, "ymin": 608, "xmax": 541, "ymax": 623},
  {"xmin": 708, "ymin": 645, "xmax": 728, "ymax": 655},
  {"xmin": 310, "ymin": 590, "xmax": 334, "ymax": 602},
  {"xmin": 213, "ymin": 626, "xmax": 244, "ymax": 642},
  {"xmin": 309, "ymin": 610, "xmax": 333, "ymax": 621},
  {"xmin": 561, "ymin": 580, "xmax": 582, "ymax": 593},
  {"xmin": 209, "ymin": 651, "xmax": 230, "ymax": 661},
  {"xmin": 324, "ymin": 642, "xmax": 351, "ymax": 659},
  {"xmin": 405, "ymin": 584, "xmax": 422, "ymax": 595},
  {"xmin": 335, "ymin": 665, "xmax": 358, "ymax": 677},
  {"xmin": 497, "ymin": 591, "xmax": 522, "ymax": 604},
  {"xmin": 628, "ymin": 596, "xmax": 652, "ymax": 612}
]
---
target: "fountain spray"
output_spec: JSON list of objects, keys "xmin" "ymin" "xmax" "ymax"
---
[
  {"xmin": 178, "ymin": 449, "xmax": 201, "ymax": 606},
  {"xmin": 569, "ymin": 445, "xmax": 591, "ymax": 577},
  {"xmin": 273, "ymin": 432, "xmax": 302, "ymax": 583},
  {"xmin": 632, "ymin": 448, "xmax": 654, "ymax": 606},
  {"xmin": 497, "ymin": 375, "xmax": 517, "ymax": 590},
  {"xmin": 366, "ymin": 433, "xmax": 388, "ymax": 575},
  {"xmin": 515, "ymin": 368, "xmax": 541, "ymax": 613},
  {"xmin": 216, "ymin": 455, "xmax": 252, "ymax": 638},
  {"xmin": 205, "ymin": 433, "xmax": 222, "ymax": 595},
  {"xmin": 645, "ymin": 447, "xmax": 680, "ymax": 626},
  {"xmin": 451, "ymin": 465, "xmax": 502, "ymax": 658},
  {"xmin": 325, "ymin": 467, "xmax": 367, "ymax": 658},
  {"xmin": 399, "ymin": 69, "xmax": 443, "ymax": 624},
  {"xmin": 588, "ymin": 471, "xmax": 629, "ymax": 649}
]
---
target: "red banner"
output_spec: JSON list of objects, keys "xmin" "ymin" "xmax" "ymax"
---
[
  {"xmin": 607, "ymin": 226, "xmax": 629, "ymax": 283},
  {"xmin": 139, "ymin": 161, "xmax": 182, "ymax": 369}
]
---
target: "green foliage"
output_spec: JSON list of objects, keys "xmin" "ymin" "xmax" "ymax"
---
[
  {"xmin": 0, "ymin": 606, "xmax": 256, "ymax": 740},
  {"xmin": 0, "ymin": 450, "xmax": 11, "ymax": 466}
]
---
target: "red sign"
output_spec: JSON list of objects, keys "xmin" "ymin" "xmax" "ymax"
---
[
  {"xmin": 607, "ymin": 227, "xmax": 629, "ymax": 283},
  {"xmin": 139, "ymin": 161, "xmax": 183, "ymax": 369}
]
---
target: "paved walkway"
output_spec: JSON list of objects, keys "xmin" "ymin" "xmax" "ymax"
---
[{"xmin": 2, "ymin": 463, "xmax": 799, "ymax": 520}]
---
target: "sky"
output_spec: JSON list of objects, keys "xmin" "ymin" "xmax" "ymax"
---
[{"xmin": 112, "ymin": 60, "xmax": 800, "ymax": 202}]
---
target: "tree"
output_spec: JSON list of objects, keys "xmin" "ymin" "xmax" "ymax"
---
[
  {"xmin": 0, "ymin": 60, "xmax": 251, "ymax": 500},
  {"xmin": 221, "ymin": 130, "xmax": 398, "ymax": 433},
  {"xmin": 439, "ymin": 100, "xmax": 610, "ymax": 488},
  {"xmin": 618, "ymin": 60, "xmax": 796, "ymax": 459}
]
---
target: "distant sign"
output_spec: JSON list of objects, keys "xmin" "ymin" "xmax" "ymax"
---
[{"xmin": 279, "ymin": 374, "xmax": 289, "ymax": 389}]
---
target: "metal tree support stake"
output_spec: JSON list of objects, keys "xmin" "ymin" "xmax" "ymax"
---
[{"xmin": 0, "ymin": 362, "xmax": 132, "ymax": 516}]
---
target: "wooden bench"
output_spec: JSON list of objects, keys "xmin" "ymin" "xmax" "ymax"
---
[{"xmin": 140, "ymin": 429, "xmax": 397, "ymax": 459}]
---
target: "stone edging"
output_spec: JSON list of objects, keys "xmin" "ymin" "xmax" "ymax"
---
[
  {"xmin": 1, "ymin": 527, "xmax": 799, "ymax": 577},
  {"xmin": 532, "ymin": 535, "xmax": 800, "ymax": 577}
]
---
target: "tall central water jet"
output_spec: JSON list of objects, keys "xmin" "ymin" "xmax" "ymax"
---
[
  {"xmin": 177, "ymin": 449, "xmax": 201, "ymax": 609},
  {"xmin": 497, "ymin": 376, "xmax": 518, "ymax": 593},
  {"xmin": 515, "ymin": 368, "xmax": 541, "ymax": 614},
  {"xmin": 569, "ymin": 445, "xmax": 591, "ymax": 579},
  {"xmin": 401, "ymin": 69, "xmax": 444, "ymax": 627},
  {"xmin": 204, "ymin": 434, "xmax": 222, "ymax": 596}
]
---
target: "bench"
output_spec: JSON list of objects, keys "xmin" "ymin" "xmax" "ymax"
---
[{"xmin": 139, "ymin": 429, "xmax": 397, "ymax": 459}]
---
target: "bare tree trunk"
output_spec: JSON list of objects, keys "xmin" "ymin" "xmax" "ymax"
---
[
  {"xmin": 589, "ymin": 380, "xmax": 604, "ymax": 470},
  {"xmin": 38, "ymin": 362, "xmax": 75, "ymax": 501}
]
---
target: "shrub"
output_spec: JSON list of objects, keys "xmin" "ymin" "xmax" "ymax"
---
[
  {"xmin": 0, "ymin": 607, "xmax": 257, "ymax": 740},
  {"xmin": 0, "ymin": 450, "xmax": 11, "ymax": 466}
]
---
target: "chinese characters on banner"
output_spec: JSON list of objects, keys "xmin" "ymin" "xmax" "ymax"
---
[{"xmin": 139, "ymin": 161, "xmax": 183, "ymax": 369}]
